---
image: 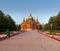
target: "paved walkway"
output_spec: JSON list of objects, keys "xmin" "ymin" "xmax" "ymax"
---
[{"xmin": 0, "ymin": 30, "xmax": 60, "ymax": 51}]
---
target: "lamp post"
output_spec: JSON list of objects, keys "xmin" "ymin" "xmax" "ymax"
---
[
  {"xmin": 42, "ymin": 23, "xmax": 44, "ymax": 31},
  {"xmin": 50, "ymin": 24, "xmax": 53, "ymax": 32}
]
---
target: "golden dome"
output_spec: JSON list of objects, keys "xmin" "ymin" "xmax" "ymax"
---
[
  {"xmin": 28, "ymin": 16, "xmax": 33, "ymax": 19},
  {"xmin": 28, "ymin": 13, "xmax": 33, "ymax": 20}
]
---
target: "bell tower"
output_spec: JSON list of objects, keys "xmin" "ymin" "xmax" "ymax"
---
[{"xmin": 35, "ymin": 16, "xmax": 38, "ymax": 23}]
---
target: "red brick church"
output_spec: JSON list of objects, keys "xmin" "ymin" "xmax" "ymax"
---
[{"xmin": 21, "ymin": 13, "xmax": 41, "ymax": 30}]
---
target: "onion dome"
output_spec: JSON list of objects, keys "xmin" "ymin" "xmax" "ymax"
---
[
  {"xmin": 35, "ymin": 16, "xmax": 38, "ymax": 22},
  {"xmin": 28, "ymin": 13, "xmax": 33, "ymax": 20},
  {"xmin": 23, "ymin": 18, "xmax": 25, "ymax": 22}
]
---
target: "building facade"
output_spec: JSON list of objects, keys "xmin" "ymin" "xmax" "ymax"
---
[{"xmin": 21, "ymin": 13, "xmax": 41, "ymax": 30}]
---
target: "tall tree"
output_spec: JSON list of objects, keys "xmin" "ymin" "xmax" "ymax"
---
[
  {"xmin": 5, "ymin": 14, "xmax": 17, "ymax": 31},
  {"xmin": 0, "ymin": 10, "xmax": 5, "ymax": 31},
  {"xmin": 44, "ymin": 12, "xmax": 60, "ymax": 30},
  {"xmin": 0, "ymin": 10, "xmax": 17, "ymax": 32}
]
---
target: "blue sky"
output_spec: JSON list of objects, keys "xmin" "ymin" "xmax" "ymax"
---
[{"xmin": 0, "ymin": 0, "xmax": 60, "ymax": 24}]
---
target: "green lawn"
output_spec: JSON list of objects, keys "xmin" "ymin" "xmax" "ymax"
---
[
  {"xmin": 40, "ymin": 30, "xmax": 60, "ymax": 35},
  {"xmin": 48, "ymin": 30, "xmax": 60, "ymax": 35}
]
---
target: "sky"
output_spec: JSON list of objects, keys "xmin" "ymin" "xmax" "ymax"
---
[{"xmin": 0, "ymin": 0, "xmax": 60, "ymax": 24}]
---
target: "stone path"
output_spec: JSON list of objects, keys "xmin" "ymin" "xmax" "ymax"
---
[{"xmin": 0, "ymin": 30, "xmax": 60, "ymax": 51}]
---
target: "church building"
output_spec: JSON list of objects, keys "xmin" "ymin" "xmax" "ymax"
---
[{"xmin": 21, "ymin": 13, "xmax": 41, "ymax": 30}]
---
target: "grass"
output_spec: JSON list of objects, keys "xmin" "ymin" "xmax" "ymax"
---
[
  {"xmin": 49, "ymin": 31, "xmax": 56, "ymax": 35},
  {"xmin": 48, "ymin": 30, "xmax": 60, "ymax": 35},
  {"xmin": 40, "ymin": 30, "xmax": 60, "ymax": 35}
]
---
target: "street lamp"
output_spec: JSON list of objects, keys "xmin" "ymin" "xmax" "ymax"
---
[
  {"xmin": 42, "ymin": 23, "xmax": 44, "ymax": 31},
  {"xmin": 50, "ymin": 24, "xmax": 53, "ymax": 32}
]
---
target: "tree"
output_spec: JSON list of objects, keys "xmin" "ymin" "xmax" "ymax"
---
[
  {"xmin": 55, "ymin": 12, "xmax": 60, "ymax": 30},
  {"xmin": 44, "ymin": 12, "xmax": 60, "ymax": 30},
  {"xmin": 0, "ymin": 10, "xmax": 17, "ymax": 32},
  {"xmin": 0, "ymin": 10, "xmax": 5, "ymax": 31},
  {"xmin": 5, "ymin": 14, "xmax": 17, "ymax": 31}
]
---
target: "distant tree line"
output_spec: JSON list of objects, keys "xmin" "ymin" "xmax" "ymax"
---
[
  {"xmin": 0, "ymin": 10, "xmax": 17, "ymax": 32},
  {"xmin": 44, "ymin": 12, "xmax": 60, "ymax": 30}
]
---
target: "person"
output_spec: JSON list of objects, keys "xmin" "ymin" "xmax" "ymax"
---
[{"xmin": 5, "ymin": 29, "xmax": 10, "ymax": 38}]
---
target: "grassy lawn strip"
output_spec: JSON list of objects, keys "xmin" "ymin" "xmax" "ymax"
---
[
  {"xmin": 40, "ymin": 30, "xmax": 60, "ymax": 35},
  {"xmin": 48, "ymin": 30, "xmax": 60, "ymax": 35}
]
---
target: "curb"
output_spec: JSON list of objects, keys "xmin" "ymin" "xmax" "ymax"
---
[
  {"xmin": 0, "ymin": 31, "xmax": 25, "ymax": 41},
  {"xmin": 38, "ymin": 31, "xmax": 60, "ymax": 42},
  {"xmin": 0, "ymin": 33, "xmax": 19, "ymax": 41}
]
